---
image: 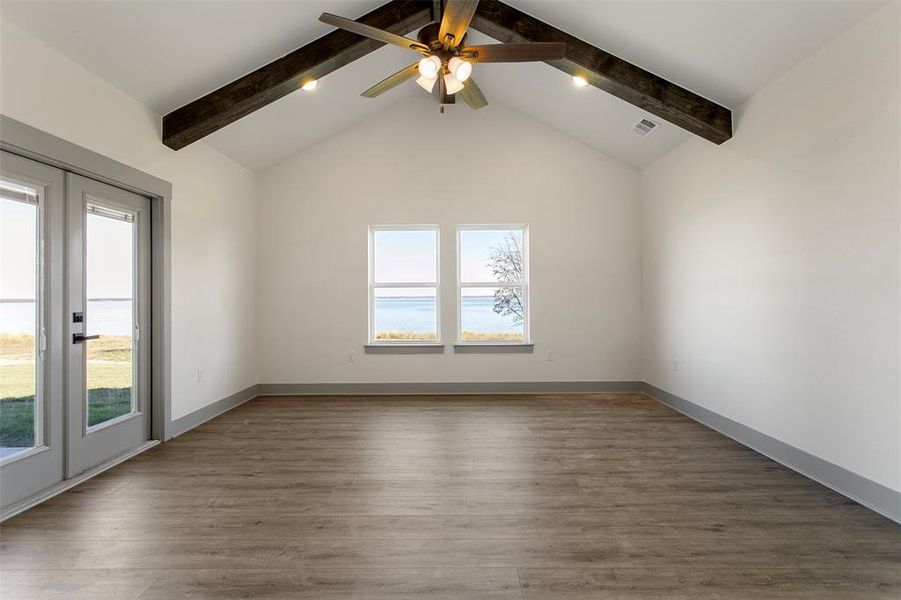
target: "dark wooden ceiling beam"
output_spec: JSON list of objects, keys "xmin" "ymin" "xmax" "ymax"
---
[
  {"xmin": 162, "ymin": 0, "xmax": 433, "ymax": 150},
  {"xmin": 470, "ymin": 0, "xmax": 732, "ymax": 144}
]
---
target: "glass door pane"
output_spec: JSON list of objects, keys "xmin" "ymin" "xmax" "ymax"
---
[
  {"xmin": 0, "ymin": 182, "xmax": 41, "ymax": 458},
  {"xmin": 85, "ymin": 204, "xmax": 135, "ymax": 429}
]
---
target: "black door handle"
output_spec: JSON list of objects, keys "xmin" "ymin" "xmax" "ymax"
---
[{"xmin": 73, "ymin": 333, "xmax": 100, "ymax": 344}]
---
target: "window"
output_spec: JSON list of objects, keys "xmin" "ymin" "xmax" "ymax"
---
[
  {"xmin": 0, "ymin": 177, "xmax": 44, "ymax": 459},
  {"xmin": 369, "ymin": 226, "xmax": 440, "ymax": 343},
  {"xmin": 85, "ymin": 202, "xmax": 137, "ymax": 429},
  {"xmin": 457, "ymin": 225, "xmax": 529, "ymax": 343}
]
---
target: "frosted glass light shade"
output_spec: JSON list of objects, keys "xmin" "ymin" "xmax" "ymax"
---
[
  {"xmin": 418, "ymin": 55, "xmax": 441, "ymax": 79},
  {"xmin": 443, "ymin": 73, "xmax": 465, "ymax": 95},
  {"xmin": 416, "ymin": 75, "xmax": 437, "ymax": 93},
  {"xmin": 448, "ymin": 57, "xmax": 472, "ymax": 82}
]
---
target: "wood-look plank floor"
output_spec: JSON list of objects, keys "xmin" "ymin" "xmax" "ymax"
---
[{"xmin": 1, "ymin": 393, "xmax": 899, "ymax": 599}]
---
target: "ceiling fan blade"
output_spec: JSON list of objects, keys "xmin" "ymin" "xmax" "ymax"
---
[
  {"xmin": 361, "ymin": 63, "xmax": 420, "ymax": 98},
  {"xmin": 320, "ymin": 13, "xmax": 430, "ymax": 54},
  {"xmin": 459, "ymin": 78, "xmax": 488, "ymax": 110},
  {"xmin": 461, "ymin": 42, "xmax": 566, "ymax": 63},
  {"xmin": 438, "ymin": 0, "xmax": 479, "ymax": 49}
]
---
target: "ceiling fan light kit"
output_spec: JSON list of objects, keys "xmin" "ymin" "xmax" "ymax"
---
[{"xmin": 319, "ymin": 0, "xmax": 565, "ymax": 111}]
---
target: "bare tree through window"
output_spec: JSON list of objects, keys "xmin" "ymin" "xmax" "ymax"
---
[{"xmin": 488, "ymin": 231, "xmax": 524, "ymax": 324}]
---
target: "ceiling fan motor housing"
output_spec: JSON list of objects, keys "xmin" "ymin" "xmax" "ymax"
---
[{"xmin": 417, "ymin": 22, "xmax": 466, "ymax": 55}]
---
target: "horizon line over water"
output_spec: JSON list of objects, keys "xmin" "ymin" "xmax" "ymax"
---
[
  {"xmin": 3, "ymin": 297, "xmax": 519, "ymax": 335},
  {"xmin": 375, "ymin": 295, "xmax": 520, "ymax": 334},
  {"xmin": 0, "ymin": 298, "xmax": 132, "ymax": 302},
  {"xmin": 1, "ymin": 299, "xmax": 134, "ymax": 336}
]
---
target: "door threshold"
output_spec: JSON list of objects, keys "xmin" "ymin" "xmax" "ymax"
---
[{"xmin": 0, "ymin": 440, "xmax": 159, "ymax": 522}]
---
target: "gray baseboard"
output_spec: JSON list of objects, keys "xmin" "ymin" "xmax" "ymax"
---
[
  {"xmin": 642, "ymin": 382, "xmax": 901, "ymax": 524},
  {"xmin": 168, "ymin": 384, "xmax": 260, "ymax": 439},
  {"xmin": 257, "ymin": 381, "xmax": 643, "ymax": 395}
]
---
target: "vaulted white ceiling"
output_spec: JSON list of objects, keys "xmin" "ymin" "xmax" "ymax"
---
[{"xmin": 0, "ymin": 1, "xmax": 884, "ymax": 171}]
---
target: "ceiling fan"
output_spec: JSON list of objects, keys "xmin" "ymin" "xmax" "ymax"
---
[{"xmin": 319, "ymin": 0, "xmax": 566, "ymax": 111}]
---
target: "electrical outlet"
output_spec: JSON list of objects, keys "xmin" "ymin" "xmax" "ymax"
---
[
  {"xmin": 546, "ymin": 351, "xmax": 555, "ymax": 362},
  {"xmin": 197, "ymin": 368, "xmax": 205, "ymax": 382},
  {"xmin": 346, "ymin": 351, "xmax": 355, "ymax": 363},
  {"xmin": 672, "ymin": 358, "xmax": 680, "ymax": 372}
]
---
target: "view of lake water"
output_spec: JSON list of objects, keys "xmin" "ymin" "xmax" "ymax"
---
[
  {"xmin": 1, "ymin": 297, "xmax": 519, "ymax": 336},
  {"xmin": 1, "ymin": 300, "xmax": 133, "ymax": 335},
  {"xmin": 375, "ymin": 296, "xmax": 519, "ymax": 333}
]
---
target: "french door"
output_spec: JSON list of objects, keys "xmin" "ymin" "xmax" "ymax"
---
[
  {"xmin": 0, "ymin": 152, "xmax": 66, "ymax": 508},
  {"xmin": 65, "ymin": 174, "xmax": 150, "ymax": 477},
  {"xmin": 0, "ymin": 153, "xmax": 152, "ymax": 510}
]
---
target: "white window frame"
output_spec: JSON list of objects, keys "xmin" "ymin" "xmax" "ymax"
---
[
  {"xmin": 84, "ymin": 198, "xmax": 140, "ymax": 434},
  {"xmin": 368, "ymin": 225, "xmax": 441, "ymax": 345},
  {"xmin": 456, "ymin": 224, "xmax": 530, "ymax": 345}
]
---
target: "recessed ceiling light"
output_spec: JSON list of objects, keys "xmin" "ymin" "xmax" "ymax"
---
[
  {"xmin": 301, "ymin": 79, "xmax": 318, "ymax": 91},
  {"xmin": 572, "ymin": 75, "xmax": 588, "ymax": 88}
]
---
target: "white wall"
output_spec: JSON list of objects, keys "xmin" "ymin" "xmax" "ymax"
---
[
  {"xmin": 640, "ymin": 5, "xmax": 900, "ymax": 492},
  {"xmin": 257, "ymin": 98, "xmax": 641, "ymax": 384},
  {"xmin": 0, "ymin": 20, "xmax": 258, "ymax": 420}
]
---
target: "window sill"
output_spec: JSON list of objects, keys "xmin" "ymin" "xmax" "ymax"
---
[
  {"xmin": 453, "ymin": 343, "xmax": 534, "ymax": 354},
  {"xmin": 365, "ymin": 344, "xmax": 445, "ymax": 355}
]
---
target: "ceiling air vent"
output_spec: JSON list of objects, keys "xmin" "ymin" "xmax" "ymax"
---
[{"xmin": 632, "ymin": 118, "xmax": 659, "ymax": 137}]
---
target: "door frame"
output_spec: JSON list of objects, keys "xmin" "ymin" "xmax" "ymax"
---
[{"xmin": 1, "ymin": 115, "xmax": 174, "ymax": 443}]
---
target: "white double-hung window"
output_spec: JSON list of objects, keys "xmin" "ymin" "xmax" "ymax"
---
[
  {"xmin": 457, "ymin": 225, "xmax": 529, "ymax": 343},
  {"xmin": 368, "ymin": 226, "xmax": 440, "ymax": 343}
]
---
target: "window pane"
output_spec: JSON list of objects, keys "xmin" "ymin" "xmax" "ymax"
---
[
  {"xmin": 0, "ymin": 193, "xmax": 39, "ymax": 457},
  {"xmin": 373, "ymin": 229, "xmax": 437, "ymax": 283},
  {"xmin": 374, "ymin": 287, "xmax": 437, "ymax": 341},
  {"xmin": 460, "ymin": 287, "xmax": 525, "ymax": 342},
  {"xmin": 86, "ymin": 211, "xmax": 135, "ymax": 428},
  {"xmin": 460, "ymin": 228, "xmax": 524, "ymax": 283}
]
